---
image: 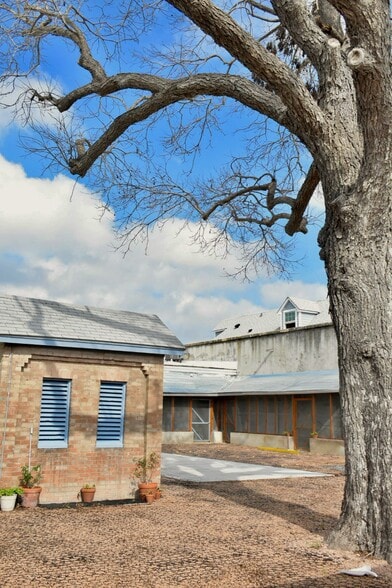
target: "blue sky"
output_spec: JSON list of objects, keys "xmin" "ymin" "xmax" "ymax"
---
[{"xmin": 0, "ymin": 5, "xmax": 328, "ymax": 343}]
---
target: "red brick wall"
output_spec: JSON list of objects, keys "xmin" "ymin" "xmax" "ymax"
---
[{"xmin": 0, "ymin": 344, "xmax": 163, "ymax": 503}]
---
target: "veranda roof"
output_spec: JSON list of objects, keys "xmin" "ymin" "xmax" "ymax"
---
[{"xmin": 164, "ymin": 367, "xmax": 339, "ymax": 397}]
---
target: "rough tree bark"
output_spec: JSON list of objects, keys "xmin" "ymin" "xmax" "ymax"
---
[
  {"xmin": 0, "ymin": 0, "xmax": 391, "ymax": 561},
  {"xmin": 323, "ymin": 156, "xmax": 392, "ymax": 557}
]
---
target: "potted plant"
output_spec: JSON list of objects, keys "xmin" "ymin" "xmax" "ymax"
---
[
  {"xmin": 0, "ymin": 487, "xmax": 23, "ymax": 512},
  {"xmin": 20, "ymin": 464, "xmax": 42, "ymax": 508},
  {"xmin": 145, "ymin": 489, "xmax": 156, "ymax": 504},
  {"xmin": 132, "ymin": 452, "xmax": 160, "ymax": 502},
  {"xmin": 310, "ymin": 431, "xmax": 319, "ymax": 438},
  {"xmin": 79, "ymin": 484, "xmax": 96, "ymax": 503}
]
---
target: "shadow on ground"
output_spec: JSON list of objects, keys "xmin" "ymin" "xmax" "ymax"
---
[
  {"xmin": 163, "ymin": 477, "xmax": 337, "ymax": 537},
  {"xmin": 270, "ymin": 575, "xmax": 380, "ymax": 587}
]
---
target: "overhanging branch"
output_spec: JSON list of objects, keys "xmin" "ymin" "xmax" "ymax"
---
[
  {"xmin": 68, "ymin": 74, "xmax": 289, "ymax": 177},
  {"xmin": 285, "ymin": 162, "xmax": 319, "ymax": 235}
]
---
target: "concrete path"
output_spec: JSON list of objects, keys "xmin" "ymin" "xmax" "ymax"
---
[{"xmin": 162, "ymin": 453, "xmax": 329, "ymax": 482}]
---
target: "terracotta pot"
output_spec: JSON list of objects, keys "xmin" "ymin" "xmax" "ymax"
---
[
  {"xmin": 155, "ymin": 489, "xmax": 162, "ymax": 499},
  {"xmin": 145, "ymin": 493, "xmax": 155, "ymax": 504},
  {"xmin": 21, "ymin": 486, "xmax": 42, "ymax": 508},
  {"xmin": 80, "ymin": 488, "xmax": 96, "ymax": 503},
  {"xmin": 138, "ymin": 482, "xmax": 158, "ymax": 502}
]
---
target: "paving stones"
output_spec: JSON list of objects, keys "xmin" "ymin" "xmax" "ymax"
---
[{"xmin": 0, "ymin": 444, "xmax": 391, "ymax": 587}]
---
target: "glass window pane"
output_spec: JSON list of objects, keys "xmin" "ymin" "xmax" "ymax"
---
[
  {"xmin": 286, "ymin": 397, "xmax": 293, "ymax": 434},
  {"xmin": 174, "ymin": 398, "xmax": 190, "ymax": 431},
  {"xmin": 236, "ymin": 397, "xmax": 248, "ymax": 432},
  {"xmin": 249, "ymin": 398, "xmax": 257, "ymax": 432},
  {"xmin": 266, "ymin": 397, "xmax": 276, "ymax": 434},
  {"xmin": 315, "ymin": 394, "xmax": 331, "ymax": 438},
  {"xmin": 162, "ymin": 398, "xmax": 172, "ymax": 431},
  {"xmin": 277, "ymin": 396, "xmax": 286, "ymax": 433},
  {"xmin": 192, "ymin": 399, "xmax": 210, "ymax": 422},
  {"xmin": 257, "ymin": 398, "xmax": 266, "ymax": 433},
  {"xmin": 226, "ymin": 398, "xmax": 235, "ymax": 435},
  {"xmin": 332, "ymin": 394, "xmax": 343, "ymax": 439},
  {"xmin": 212, "ymin": 400, "xmax": 219, "ymax": 432}
]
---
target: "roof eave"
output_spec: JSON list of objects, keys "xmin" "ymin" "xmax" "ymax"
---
[{"xmin": 0, "ymin": 335, "xmax": 184, "ymax": 356}]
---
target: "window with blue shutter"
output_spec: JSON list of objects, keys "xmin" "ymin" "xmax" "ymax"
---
[
  {"xmin": 96, "ymin": 381, "xmax": 126, "ymax": 448},
  {"xmin": 38, "ymin": 379, "xmax": 71, "ymax": 448}
]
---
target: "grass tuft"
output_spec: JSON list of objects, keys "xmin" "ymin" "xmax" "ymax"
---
[{"xmin": 257, "ymin": 446, "xmax": 300, "ymax": 454}]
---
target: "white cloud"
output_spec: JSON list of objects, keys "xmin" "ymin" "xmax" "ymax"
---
[
  {"xmin": 0, "ymin": 154, "xmax": 262, "ymax": 342},
  {"xmin": 309, "ymin": 183, "xmax": 325, "ymax": 213},
  {"xmin": 260, "ymin": 280, "xmax": 328, "ymax": 307},
  {"xmin": 0, "ymin": 154, "xmax": 327, "ymax": 343},
  {"xmin": 0, "ymin": 77, "xmax": 73, "ymax": 140}
]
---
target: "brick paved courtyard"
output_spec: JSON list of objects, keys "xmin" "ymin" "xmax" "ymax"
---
[{"xmin": 1, "ymin": 444, "xmax": 391, "ymax": 587}]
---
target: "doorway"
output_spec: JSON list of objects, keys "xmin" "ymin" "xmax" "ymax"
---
[
  {"xmin": 294, "ymin": 398, "xmax": 313, "ymax": 450},
  {"xmin": 192, "ymin": 399, "xmax": 210, "ymax": 441}
]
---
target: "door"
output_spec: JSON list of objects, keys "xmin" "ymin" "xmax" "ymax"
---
[
  {"xmin": 192, "ymin": 399, "xmax": 210, "ymax": 441},
  {"xmin": 294, "ymin": 398, "xmax": 313, "ymax": 450}
]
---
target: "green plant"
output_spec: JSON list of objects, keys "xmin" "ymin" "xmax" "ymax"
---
[
  {"xmin": 20, "ymin": 464, "xmax": 42, "ymax": 488},
  {"xmin": 133, "ymin": 452, "xmax": 160, "ymax": 483},
  {"xmin": 310, "ymin": 431, "xmax": 319, "ymax": 438},
  {"xmin": 82, "ymin": 484, "xmax": 95, "ymax": 489},
  {"xmin": 0, "ymin": 486, "xmax": 23, "ymax": 496}
]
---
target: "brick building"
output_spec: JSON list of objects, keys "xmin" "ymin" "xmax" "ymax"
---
[{"xmin": 0, "ymin": 295, "xmax": 183, "ymax": 503}]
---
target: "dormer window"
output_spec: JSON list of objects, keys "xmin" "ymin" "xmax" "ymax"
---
[{"xmin": 284, "ymin": 309, "xmax": 297, "ymax": 329}]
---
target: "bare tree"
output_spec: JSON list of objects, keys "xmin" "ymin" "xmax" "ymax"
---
[{"xmin": 0, "ymin": 0, "xmax": 391, "ymax": 562}]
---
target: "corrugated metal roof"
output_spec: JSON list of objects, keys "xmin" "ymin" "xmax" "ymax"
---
[
  {"xmin": 0, "ymin": 294, "xmax": 184, "ymax": 354},
  {"xmin": 164, "ymin": 363, "xmax": 237, "ymax": 395},
  {"xmin": 224, "ymin": 369, "xmax": 339, "ymax": 396},
  {"xmin": 164, "ymin": 367, "xmax": 339, "ymax": 397}
]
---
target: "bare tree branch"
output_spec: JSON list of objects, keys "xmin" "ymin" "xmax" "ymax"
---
[
  {"xmin": 271, "ymin": 0, "xmax": 328, "ymax": 66},
  {"xmin": 166, "ymin": 0, "xmax": 326, "ymax": 141},
  {"xmin": 200, "ymin": 181, "xmax": 273, "ymax": 220},
  {"xmin": 244, "ymin": 1, "xmax": 277, "ymax": 17},
  {"xmin": 67, "ymin": 73, "xmax": 290, "ymax": 176},
  {"xmin": 285, "ymin": 161, "xmax": 319, "ymax": 235}
]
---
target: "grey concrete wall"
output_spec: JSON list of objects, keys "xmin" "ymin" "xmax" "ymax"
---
[
  {"xmin": 231, "ymin": 432, "xmax": 295, "ymax": 450},
  {"xmin": 186, "ymin": 324, "xmax": 338, "ymax": 375},
  {"xmin": 309, "ymin": 437, "xmax": 345, "ymax": 456},
  {"xmin": 162, "ymin": 431, "xmax": 194, "ymax": 443}
]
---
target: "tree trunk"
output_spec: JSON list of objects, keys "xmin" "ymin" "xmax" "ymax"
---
[{"xmin": 322, "ymin": 155, "xmax": 392, "ymax": 561}]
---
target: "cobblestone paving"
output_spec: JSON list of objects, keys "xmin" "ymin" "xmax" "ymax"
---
[{"xmin": 1, "ymin": 444, "xmax": 390, "ymax": 587}]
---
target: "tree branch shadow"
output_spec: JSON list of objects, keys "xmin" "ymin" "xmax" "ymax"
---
[{"xmin": 163, "ymin": 477, "xmax": 337, "ymax": 537}]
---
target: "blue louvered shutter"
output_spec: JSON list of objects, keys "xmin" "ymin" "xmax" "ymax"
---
[
  {"xmin": 96, "ymin": 382, "xmax": 126, "ymax": 447},
  {"xmin": 38, "ymin": 379, "xmax": 71, "ymax": 448}
]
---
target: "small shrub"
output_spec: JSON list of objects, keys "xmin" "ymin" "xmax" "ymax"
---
[
  {"xmin": 0, "ymin": 487, "xmax": 23, "ymax": 496},
  {"xmin": 20, "ymin": 464, "xmax": 42, "ymax": 488}
]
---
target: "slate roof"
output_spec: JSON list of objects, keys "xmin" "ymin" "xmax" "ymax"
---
[
  {"xmin": 0, "ymin": 294, "xmax": 184, "ymax": 355},
  {"xmin": 213, "ymin": 298, "xmax": 331, "ymax": 340}
]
